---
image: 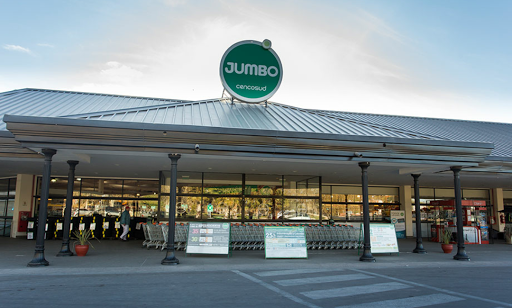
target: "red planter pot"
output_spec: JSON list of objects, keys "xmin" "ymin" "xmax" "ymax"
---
[
  {"xmin": 441, "ymin": 244, "xmax": 453, "ymax": 254},
  {"xmin": 75, "ymin": 245, "xmax": 90, "ymax": 257}
]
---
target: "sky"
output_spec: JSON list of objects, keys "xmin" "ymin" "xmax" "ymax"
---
[{"xmin": 1, "ymin": 0, "xmax": 511, "ymax": 123}]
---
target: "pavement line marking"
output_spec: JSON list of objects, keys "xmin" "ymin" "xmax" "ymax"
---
[
  {"xmin": 232, "ymin": 270, "xmax": 322, "ymax": 308},
  {"xmin": 255, "ymin": 268, "xmax": 339, "ymax": 277},
  {"xmin": 351, "ymin": 269, "xmax": 512, "ymax": 307},
  {"xmin": 335, "ymin": 293, "xmax": 464, "ymax": 308},
  {"xmin": 301, "ymin": 282, "xmax": 410, "ymax": 300},
  {"xmin": 275, "ymin": 274, "xmax": 373, "ymax": 286}
]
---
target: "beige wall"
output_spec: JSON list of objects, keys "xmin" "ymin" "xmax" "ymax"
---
[
  {"xmin": 400, "ymin": 185, "xmax": 413, "ymax": 237},
  {"xmin": 11, "ymin": 174, "xmax": 36, "ymax": 238}
]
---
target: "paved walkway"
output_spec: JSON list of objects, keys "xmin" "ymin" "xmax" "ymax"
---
[{"xmin": 1, "ymin": 237, "xmax": 511, "ymax": 276}]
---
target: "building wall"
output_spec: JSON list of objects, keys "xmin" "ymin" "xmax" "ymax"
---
[{"xmin": 11, "ymin": 174, "xmax": 36, "ymax": 238}]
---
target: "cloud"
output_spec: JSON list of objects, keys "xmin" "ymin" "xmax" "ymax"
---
[
  {"xmin": 37, "ymin": 43, "xmax": 55, "ymax": 48},
  {"xmin": 99, "ymin": 61, "xmax": 144, "ymax": 83},
  {"xmin": 159, "ymin": 0, "xmax": 188, "ymax": 7},
  {"xmin": 3, "ymin": 44, "xmax": 32, "ymax": 54}
]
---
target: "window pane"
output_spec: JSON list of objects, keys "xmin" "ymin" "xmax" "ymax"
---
[
  {"xmin": 123, "ymin": 180, "xmax": 158, "ymax": 198},
  {"xmin": 435, "ymin": 189, "xmax": 454, "ymax": 198},
  {"xmin": 203, "ymin": 173, "xmax": 242, "ymax": 195},
  {"xmin": 178, "ymin": 172, "xmax": 203, "ymax": 194},
  {"xmin": 245, "ymin": 174, "xmax": 283, "ymax": 196},
  {"xmin": 284, "ymin": 176, "xmax": 320, "ymax": 197},
  {"xmin": 347, "ymin": 204, "xmax": 362, "ymax": 221},
  {"xmin": 80, "ymin": 179, "xmax": 124, "ymax": 198},
  {"xmin": 322, "ymin": 203, "xmax": 331, "ymax": 220},
  {"xmin": 245, "ymin": 198, "xmax": 280, "ymax": 220},
  {"xmin": 332, "ymin": 204, "xmax": 346, "ymax": 220},
  {"xmin": 282, "ymin": 199, "xmax": 319, "ymax": 220},
  {"xmin": 0, "ymin": 179, "xmax": 8, "ymax": 198},
  {"xmin": 462, "ymin": 189, "xmax": 489, "ymax": 199},
  {"xmin": 202, "ymin": 197, "xmax": 242, "ymax": 219},
  {"xmin": 177, "ymin": 196, "xmax": 202, "ymax": 219},
  {"xmin": 0, "ymin": 200, "xmax": 6, "ymax": 216}
]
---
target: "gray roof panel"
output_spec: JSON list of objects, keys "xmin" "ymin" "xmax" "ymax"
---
[{"xmin": 1, "ymin": 88, "xmax": 509, "ymax": 158}]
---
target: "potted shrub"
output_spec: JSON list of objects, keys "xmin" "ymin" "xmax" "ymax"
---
[
  {"xmin": 72, "ymin": 229, "xmax": 99, "ymax": 256},
  {"xmin": 441, "ymin": 229, "xmax": 453, "ymax": 253}
]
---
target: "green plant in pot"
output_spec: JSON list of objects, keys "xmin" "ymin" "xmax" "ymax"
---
[
  {"xmin": 72, "ymin": 229, "xmax": 99, "ymax": 256},
  {"xmin": 441, "ymin": 229, "xmax": 453, "ymax": 253}
]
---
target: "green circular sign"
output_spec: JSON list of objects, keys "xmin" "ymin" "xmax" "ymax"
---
[{"xmin": 220, "ymin": 40, "xmax": 283, "ymax": 103}]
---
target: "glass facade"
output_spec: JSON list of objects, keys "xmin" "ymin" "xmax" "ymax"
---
[
  {"xmin": 37, "ymin": 177, "xmax": 159, "ymax": 219},
  {"xmin": 411, "ymin": 187, "xmax": 491, "ymax": 239},
  {"xmin": 160, "ymin": 172, "xmax": 322, "ymax": 222},
  {"xmin": 322, "ymin": 185, "xmax": 400, "ymax": 222},
  {"xmin": 35, "ymin": 172, "xmax": 406, "ymax": 224},
  {"xmin": 0, "ymin": 178, "xmax": 16, "ymax": 237}
]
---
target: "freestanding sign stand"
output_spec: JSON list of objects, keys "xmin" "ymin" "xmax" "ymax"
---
[
  {"xmin": 186, "ymin": 222, "xmax": 231, "ymax": 256},
  {"xmin": 358, "ymin": 223, "xmax": 399, "ymax": 255},
  {"xmin": 264, "ymin": 226, "xmax": 308, "ymax": 259}
]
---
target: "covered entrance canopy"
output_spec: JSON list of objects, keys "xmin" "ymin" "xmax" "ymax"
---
[{"xmin": 0, "ymin": 88, "xmax": 506, "ymax": 188}]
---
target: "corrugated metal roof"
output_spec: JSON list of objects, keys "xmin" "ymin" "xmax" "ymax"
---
[
  {"xmin": 1, "ymin": 88, "xmax": 510, "ymax": 158},
  {"xmin": 69, "ymin": 98, "xmax": 434, "ymax": 139},
  {"xmin": 316, "ymin": 110, "xmax": 512, "ymax": 158},
  {"xmin": 0, "ymin": 88, "xmax": 190, "ymax": 130}
]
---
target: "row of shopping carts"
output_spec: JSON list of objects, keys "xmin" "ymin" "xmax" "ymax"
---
[
  {"xmin": 139, "ymin": 222, "xmax": 361, "ymax": 251},
  {"xmin": 141, "ymin": 223, "xmax": 188, "ymax": 251}
]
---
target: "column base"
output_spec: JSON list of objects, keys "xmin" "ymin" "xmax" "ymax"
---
[
  {"xmin": 57, "ymin": 244, "xmax": 74, "ymax": 257},
  {"xmin": 359, "ymin": 250, "xmax": 376, "ymax": 262},
  {"xmin": 161, "ymin": 250, "xmax": 180, "ymax": 265},
  {"xmin": 413, "ymin": 245, "xmax": 427, "ymax": 254},
  {"xmin": 27, "ymin": 253, "xmax": 49, "ymax": 267},
  {"xmin": 453, "ymin": 253, "xmax": 470, "ymax": 261}
]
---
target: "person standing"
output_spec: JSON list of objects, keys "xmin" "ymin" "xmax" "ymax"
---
[{"xmin": 120, "ymin": 206, "xmax": 131, "ymax": 241}]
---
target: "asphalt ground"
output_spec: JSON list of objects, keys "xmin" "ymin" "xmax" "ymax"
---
[{"xmin": 1, "ymin": 237, "xmax": 511, "ymax": 307}]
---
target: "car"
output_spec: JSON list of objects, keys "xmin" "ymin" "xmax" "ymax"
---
[{"xmin": 73, "ymin": 209, "xmax": 94, "ymax": 216}]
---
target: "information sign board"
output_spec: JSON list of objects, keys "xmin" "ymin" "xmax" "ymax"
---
[
  {"xmin": 186, "ymin": 222, "xmax": 230, "ymax": 255},
  {"xmin": 360, "ymin": 223, "xmax": 399, "ymax": 254},
  {"xmin": 390, "ymin": 210, "xmax": 406, "ymax": 239},
  {"xmin": 264, "ymin": 226, "xmax": 307, "ymax": 259}
]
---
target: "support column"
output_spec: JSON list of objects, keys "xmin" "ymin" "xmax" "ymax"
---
[
  {"xmin": 27, "ymin": 148, "xmax": 57, "ymax": 267},
  {"xmin": 412, "ymin": 174, "xmax": 427, "ymax": 254},
  {"xmin": 451, "ymin": 166, "xmax": 470, "ymax": 261},
  {"xmin": 359, "ymin": 162, "xmax": 375, "ymax": 262},
  {"xmin": 57, "ymin": 160, "xmax": 79, "ymax": 257},
  {"xmin": 162, "ymin": 153, "xmax": 181, "ymax": 265}
]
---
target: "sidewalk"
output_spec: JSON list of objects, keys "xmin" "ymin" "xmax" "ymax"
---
[{"xmin": 1, "ymin": 237, "xmax": 511, "ymax": 276}]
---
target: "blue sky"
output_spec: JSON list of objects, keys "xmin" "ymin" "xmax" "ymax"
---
[{"xmin": 1, "ymin": 0, "xmax": 511, "ymax": 122}]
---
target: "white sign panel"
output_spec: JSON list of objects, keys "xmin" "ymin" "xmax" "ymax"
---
[
  {"xmin": 186, "ymin": 222, "xmax": 231, "ymax": 255},
  {"xmin": 361, "ymin": 223, "xmax": 399, "ymax": 254},
  {"xmin": 264, "ymin": 226, "xmax": 308, "ymax": 259}
]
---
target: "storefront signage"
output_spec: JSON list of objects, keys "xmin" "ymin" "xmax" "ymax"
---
[
  {"xmin": 220, "ymin": 40, "xmax": 283, "ymax": 103},
  {"xmin": 390, "ymin": 210, "xmax": 406, "ymax": 239},
  {"xmin": 186, "ymin": 222, "xmax": 230, "ymax": 255},
  {"xmin": 264, "ymin": 226, "xmax": 307, "ymax": 258},
  {"xmin": 360, "ymin": 223, "xmax": 399, "ymax": 253}
]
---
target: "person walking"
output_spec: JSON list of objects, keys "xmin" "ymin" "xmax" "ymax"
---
[{"xmin": 120, "ymin": 206, "xmax": 131, "ymax": 241}]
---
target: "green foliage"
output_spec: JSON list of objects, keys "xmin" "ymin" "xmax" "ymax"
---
[
  {"xmin": 72, "ymin": 229, "xmax": 99, "ymax": 248},
  {"xmin": 441, "ymin": 229, "xmax": 452, "ymax": 244}
]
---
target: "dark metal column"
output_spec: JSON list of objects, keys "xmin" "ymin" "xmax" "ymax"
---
[
  {"xmin": 359, "ymin": 162, "xmax": 375, "ymax": 262},
  {"xmin": 28, "ymin": 148, "xmax": 57, "ymax": 267},
  {"xmin": 57, "ymin": 160, "xmax": 79, "ymax": 257},
  {"xmin": 412, "ymin": 174, "xmax": 427, "ymax": 254},
  {"xmin": 162, "ymin": 153, "xmax": 181, "ymax": 265},
  {"xmin": 451, "ymin": 166, "xmax": 470, "ymax": 261}
]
